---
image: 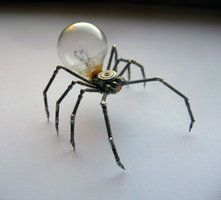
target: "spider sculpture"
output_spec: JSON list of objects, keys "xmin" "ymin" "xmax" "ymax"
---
[{"xmin": 43, "ymin": 22, "xmax": 195, "ymax": 170}]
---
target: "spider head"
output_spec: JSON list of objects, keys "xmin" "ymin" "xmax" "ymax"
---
[{"xmin": 93, "ymin": 70, "xmax": 127, "ymax": 94}]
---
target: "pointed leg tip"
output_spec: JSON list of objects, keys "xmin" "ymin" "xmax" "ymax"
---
[
  {"xmin": 117, "ymin": 161, "xmax": 125, "ymax": 170},
  {"xmin": 121, "ymin": 166, "xmax": 126, "ymax": 170},
  {"xmin": 46, "ymin": 113, "xmax": 50, "ymax": 121},
  {"xmin": 55, "ymin": 124, "xmax": 59, "ymax": 134},
  {"xmin": 189, "ymin": 125, "xmax": 192, "ymax": 132},
  {"xmin": 189, "ymin": 124, "xmax": 194, "ymax": 132},
  {"xmin": 72, "ymin": 146, "xmax": 76, "ymax": 151},
  {"xmin": 70, "ymin": 141, "xmax": 76, "ymax": 151},
  {"xmin": 189, "ymin": 121, "xmax": 195, "ymax": 132}
]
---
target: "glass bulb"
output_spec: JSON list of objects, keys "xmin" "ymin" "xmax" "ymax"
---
[{"xmin": 57, "ymin": 22, "xmax": 108, "ymax": 79}]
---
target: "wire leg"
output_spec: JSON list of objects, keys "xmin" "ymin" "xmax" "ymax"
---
[
  {"xmin": 55, "ymin": 81, "xmax": 76, "ymax": 133},
  {"xmin": 113, "ymin": 58, "xmax": 146, "ymax": 87},
  {"xmin": 43, "ymin": 65, "xmax": 93, "ymax": 121},
  {"xmin": 55, "ymin": 81, "xmax": 96, "ymax": 134},
  {"xmin": 43, "ymin": 67, "xmax": 60, "ymax": 120},
  {"xmin": 70, "ymin": 89, "xmax": 99, "ymax": 150},
  {"xmin": 100, "ymin": 93, "xmax": 125, "ymax": 170},
  {"xmin": 127, "ymin": 77, "xmax": 195, "ymax": 131},
  {"xmin": 127, "ymin": 65, "xmax": 131, "ymax": 81},
  {"xmin": 107, "ymin": 45, "xmax": 118, "ymax": 70}
]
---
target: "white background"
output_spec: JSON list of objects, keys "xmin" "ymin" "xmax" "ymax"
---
[{"xmin": 0, "ymin": 4, "xmax": 221, "ymax": 200}]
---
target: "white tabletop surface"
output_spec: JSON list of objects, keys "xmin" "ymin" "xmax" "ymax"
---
[{"xmin": 0, "ymin": 4, "xmax": 221, "ymax": 200}]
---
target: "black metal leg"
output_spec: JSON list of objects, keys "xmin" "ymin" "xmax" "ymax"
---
[
  {"xmin": 113, "ymin": 58, "xmax": 147, "ymax": 87},
  {"xmin": 55, "ymin": 81, "xmax": 76, "ymax": 133},
  {"xmin": 70, "ymin": 89, "xmax": 99, "ymax": 150},
  {"xmin": 43, "ymin": 65, "xmax": 93, "ymax": 120},
  {"xmin": 118, "ymin": 62, "xmax": 131, "ymax": 77},
  {"xmin": 127, "ymin": 77, "xmax": 195, "ymax": 131},
  {"xmin": 100, "ymin": 93, "xmax": 125, "ymax": 170},
  {"xmin": 55, "ymin": 81, "xmax": 96, "ymax": 134},
  {"xmin": 107, "ymin": 45, "xmax": 118, "ymax": 70},
  {"xmin": 127, "ymin": 64, "xmax": 131, "ymax": 81},
  {"xmin": 43, "ymin": 67, "xmax": 60, "ymax": 120}
]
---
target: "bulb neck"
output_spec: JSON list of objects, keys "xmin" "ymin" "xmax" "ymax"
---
[{"xmin": 83, "ymin": 64, "xmax": 103, "ymax": 79}]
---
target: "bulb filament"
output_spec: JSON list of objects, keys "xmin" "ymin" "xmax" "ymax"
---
[
  {"xmin": 73, "ymin": 50, "xmax": 102, "ymax": 79},
  {"xmin": 74, "ymin": 50, "xmax": 94, "ymax": 68}
]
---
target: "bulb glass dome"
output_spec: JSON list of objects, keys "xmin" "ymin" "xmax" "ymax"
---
[{"xmin": 57, "ymin": 22, "xmax": 108, "ymax": 79}]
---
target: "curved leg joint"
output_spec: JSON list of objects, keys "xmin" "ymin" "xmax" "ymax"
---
[
  {"xmin": 55, "ymin": 81, "xmax": 76, "ymax": 133},
  {"xmin": 43, "ymin": 67, "xmax": 60, "ymax": 120},
  {"xmin": 115, "ymin": 58, "xmax": 147, "ymax": 88},
  {"xmin": 127, "ymin": 77, "xmax": 195, "ymax": 131}
]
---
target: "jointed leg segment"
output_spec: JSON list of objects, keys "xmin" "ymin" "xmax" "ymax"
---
[
  {"xmin": 70, "ymin": 89, "xmax": 100, "ymax": 150},
  {"xmin": 43, "ymin": 66, "xmax": 60, "ymax": 120},
  {"xmin": 55, "ymin": 81, "xmax": 76, "ymax": 133},
  {"xmin": 107, "ymin": 45, "xmax": 118, "ymax": 70},
  {"xmin": 100, "ymin": 93, "xmax": 125, "ymax": 170},
  {"xmin": 107, "ymin": 46, "xmax": 146, "ymax": 86},
  {"xmin": 43, "ymin": 65, "xmax": 93, "ymax": 120},
  {"xmin": 127, "ymin": 77, "xmax": 195, "ymax": 131},
  {"xmin": 55, "ymin": 81, "xmax": 96, "ymax": 133},
  {"xmin": 113, "ymin": 58, "xmax": 147, "ymax": 87}
]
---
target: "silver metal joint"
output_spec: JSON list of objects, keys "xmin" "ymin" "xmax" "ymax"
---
[
  {"xmin": 70, "ymin": 114, "xmax": 76, "ymax": 123},
  {"xmin": 98, "ymin": 70, "xmax": 117, "ymax": 81},
  {"xmin": 100, "ymin": 100, "xmax": 106, "ymax": 107}
]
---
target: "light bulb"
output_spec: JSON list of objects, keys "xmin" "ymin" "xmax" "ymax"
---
[{"xmin": 57, "ymin": 22, "xmax": 108, "ymax": 79}]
